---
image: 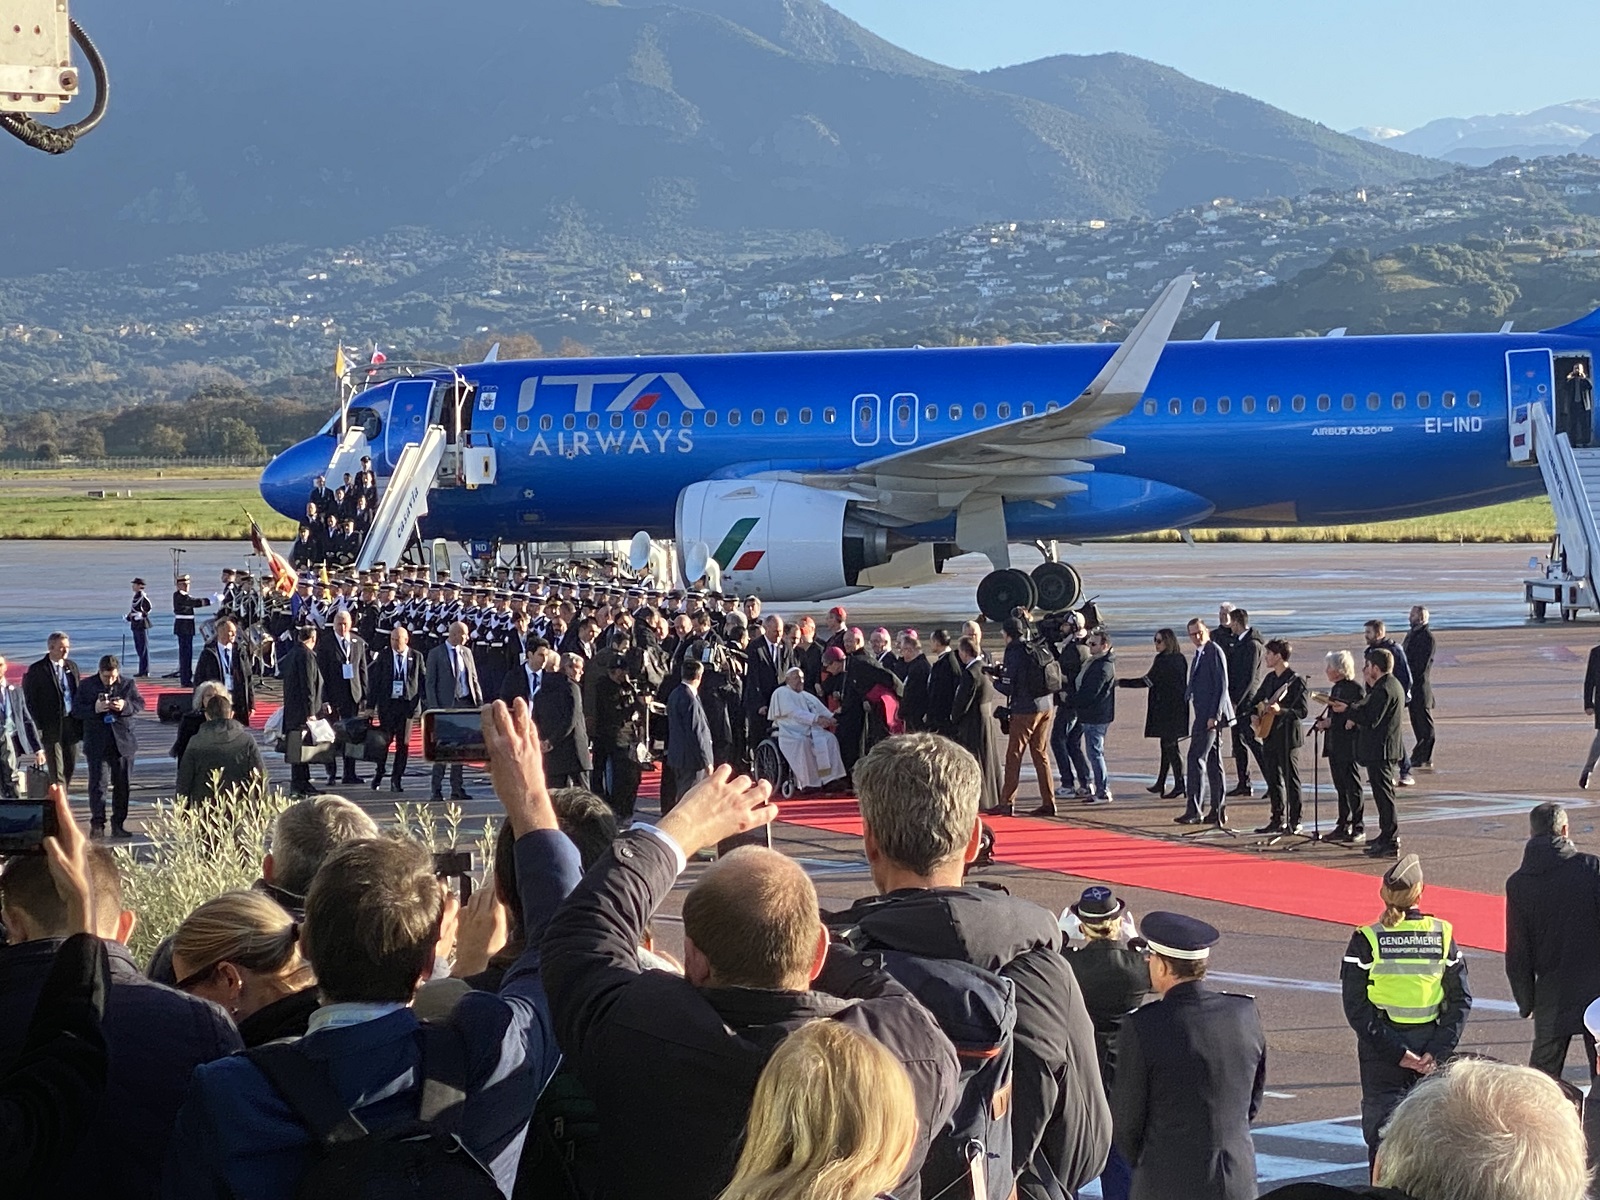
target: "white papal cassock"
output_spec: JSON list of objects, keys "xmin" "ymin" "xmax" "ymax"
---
[{"xmin": 768, "ymin": 683, "xmax": 846, "ymax": 790}]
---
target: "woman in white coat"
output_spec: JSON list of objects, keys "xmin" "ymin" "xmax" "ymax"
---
[{"xmin": 769, "ymin": 666, "xmax": 846, "ymax": 792}]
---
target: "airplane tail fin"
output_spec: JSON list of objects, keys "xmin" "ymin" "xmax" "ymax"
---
[{"xmin": 1544, "ymin": 305, "xmax": 1600, "ymax": 336}]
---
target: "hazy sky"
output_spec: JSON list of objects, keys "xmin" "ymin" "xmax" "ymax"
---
[{"xmin": 827, "ymin": 0, "xmax": 1597, "ymax": 132}]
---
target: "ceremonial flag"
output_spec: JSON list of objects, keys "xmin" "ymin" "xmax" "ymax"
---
[
  {"xmin": 333, "ymin": 344, "xmax": 346, "ymax": 380},
  {"xmin": 246, "ymin": 515, "xmax": 296, "ymax": 595}
]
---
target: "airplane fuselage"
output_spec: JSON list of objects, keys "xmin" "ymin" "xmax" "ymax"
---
[{"xmin": 264, "ymin": 327, "xmax": 1594, "ymax": 549}]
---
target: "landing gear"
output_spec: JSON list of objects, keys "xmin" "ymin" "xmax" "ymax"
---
[
  {"xmin": 976, "ymin": 568, "xmax": 1037, "ymax": 622},
  {"xmin": 1031, "ymin": 562, "xmax": 1083, "ymax": 613}
]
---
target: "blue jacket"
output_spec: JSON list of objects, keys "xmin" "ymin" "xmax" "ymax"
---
[
  {"xmin": 162, "ymin": 828, "xmax": 582, "ymax": 1200},
  {"xmin": 1185, "ymin": 640, "xmax": 1234, "ymax": 728},
  {"xmin": 1074, "ymin": 651, "xmax": 1117, "ymax": 725},
  {"xmin": 666, "ymin": 682, "xmax": 713, "ymax": 772},
  {"xmin": 0, "ymin": 938, "xmax": 241, "ymax": 1200}
]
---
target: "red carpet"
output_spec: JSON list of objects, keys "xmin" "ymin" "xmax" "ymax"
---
[{"xmin": 778, "ymin": 797, "xmax": 1508, "ymax": 953}]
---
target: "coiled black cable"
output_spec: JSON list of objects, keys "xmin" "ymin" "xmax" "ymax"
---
[{"xmin": 0, "ymin": 18, "xmax": 109, "ymax": 154}]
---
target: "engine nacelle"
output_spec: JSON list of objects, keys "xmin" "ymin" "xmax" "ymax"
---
[{"xmin": 675, "ymin": 480, "xmax": 914, "ymax": 601}]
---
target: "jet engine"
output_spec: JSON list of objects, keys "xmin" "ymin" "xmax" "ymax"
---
[{"xmin": 671, "ymin": 480, "xmax": 929, "ymax": 601}]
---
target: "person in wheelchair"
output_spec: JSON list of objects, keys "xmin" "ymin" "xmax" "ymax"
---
[{"xmin": 769, "ymin": 666, "xmax": 846, "ymax": 794}]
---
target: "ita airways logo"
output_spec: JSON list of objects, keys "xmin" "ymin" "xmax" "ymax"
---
[
  {"xmin": 516, "ymin": 371, "xmax": 706, "ymax": 414},
  {"xmin": 714, "ymin": 518, "xmax": 765, "ymax": 572}
]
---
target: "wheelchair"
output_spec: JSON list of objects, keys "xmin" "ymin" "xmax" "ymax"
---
[{"xmin": 752, "ymin": 735, "xmax": 798, "ymax": 799}]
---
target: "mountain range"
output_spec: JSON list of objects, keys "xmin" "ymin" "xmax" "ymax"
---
[
  {"xmin": 6, "ymin": 0, "xmax": 1440, "ymax": 274},
  {"xmin": 1348, "ymin": 99, "xmax": 1600, "ymax": 165}
]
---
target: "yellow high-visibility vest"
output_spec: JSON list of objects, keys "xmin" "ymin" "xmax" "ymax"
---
[{"xmin": 1356, "ymin": 916, "xmax": 1452, "ymax": 1024}]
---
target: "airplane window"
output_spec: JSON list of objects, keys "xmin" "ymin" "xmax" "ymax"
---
[
  {"xmin": 1417, "ymin": 392, "xmax": 1431, "ymax": 410},
  {"xmin": 950, "ymin": 405, "xmax": 963, "ymax": 420},
  {"xmin": 516, "ymin": 415, "xmax": 529, "ymax": 432},
  {"xmin": 752, "ymin": 410, "xmax": 765, "ymax": 426},
  {"xmin": 493, "ymin": 416, "xmax": 507, "ymax": 432},
  {"xmin": 540, "ymin": 415, "xmax": 552, "ymax": 432},
  {"xmin": 1367, "ymin": 393, "xmax": 1382, "ymax": 411},
  {"xmin": 1218, "ymin": 397, "xmax": 1231, "ymax": 414},
  {"xmin": 799, "ymin": 407, "xmax": 812, "ymax": 424},
  {"xmin": 729, "ymin": 410, "xmax": 741, "ymax": 426},
  {"xmin": 1393, "ymin": 393, "xmax": 1406, "ymax": 410},
  {"xmin": 1467, "ymin": 391, "xmax": 1482, "ymax": 408},
  {"xmin": 973, "ymin": 403, "xmax": 987, "ymax": 420},
  {"xmin": 611, "ymin": 413, "xmax": 624, "ymax": 429},
  {"xmin": 1143, "ymin": 400, "xmax": 1157, "ymax": 416},
  {"xmin": 654, "ymin": 411, "xmax": 668, "ymax": 428},
  {"xmin": 1193, "ymin": 398, "xmax": 1206, "ymax": 415},
  {"xmin": 925, "ymin": 404, "xmax": 937, "ymax": 421},
  {"xmin": 1242, "ymin": 396, "xmax": 1256, "ymax": 414},
  {"xmin": 705, "ymin": 411, "xmax": 717, "ymax": 427},
  {"xmin": 997, "ymin": 403, "xmax": 1012, "ymax": 420},
  {"xmin": 1342, "ymin": 394, "xmax": 1356, "ymax": 411},
  {"xmin": 1291, "ymin": 395, "xmax": 1305, "ymax": 413},
  {"xmin": 776, "ymin": 409, "xmax": 789, "ymax": 426},
  {"xmin": 1046, "ymin": 401, "xmax": 1059, "ymax": 413},
  {"xmin": 823, "ymin": 407, "xmax": 837, "ymax": 424},
  {"xmin": 1168, "ymin": 398, "xmax": 1181, "ymax": 416},
  {"xmin": 682, "ymin": 411, "xmax": 694, "ymax": 427},
  {"xmin": 1317, "ymin": 394, "xmax": 1331, "ymax": 412},
  {"xmin": 1442, "ymin": 391, "xmax": 1456, "ymax": 408},
  {"xmin": 563, "ymin": 414, "xmax": 576, "ymax": 431},
  {"xmin": 1266, "ymin": 396, "xmax": 1281, "ymax": 413},
  {"xmin": 1021, "ymin": 402, "xmax": 1035, "ymax": 417},
  {"xmin": 858, "ymin": 403, "xmax": 872, "ymax": 426},
  {"xmin": 587, "ymin": 413, "xmax": 600, "ymax": 429},
  {"xmin": 635, "ymin": 412, "xmax": 647, "ymax": 428},
  {"xmin": 897, "ymin": 404, "xmax": 911, "ymax": 423}
]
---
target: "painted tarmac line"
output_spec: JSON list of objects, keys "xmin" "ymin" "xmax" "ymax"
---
[{"xmin": 1209, "ymin": 971, "xmax": 1520, "ymax": 1013}]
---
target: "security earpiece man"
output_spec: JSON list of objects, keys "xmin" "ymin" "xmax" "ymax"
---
[{"xmin": 1340, "ymin": 854, "xmax": 1472, "ymax": 1168}]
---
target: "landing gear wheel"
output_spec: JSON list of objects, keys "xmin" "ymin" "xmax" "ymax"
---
[
  {"xmin": 977, "ymin": 568, "xmax": 1037, "ymax": 622},
  {"xmin": 1030, "ymin": 561, "xmax": 1083, "ymax": 613}
]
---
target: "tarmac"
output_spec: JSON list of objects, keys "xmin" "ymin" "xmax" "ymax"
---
[{"xmin": 1, "ymin": 536, "xmax": 1591, "ymax": 1192}]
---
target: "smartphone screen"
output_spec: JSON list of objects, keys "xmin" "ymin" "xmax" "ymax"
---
[
  {"xmin": 0, "ymin": 800, "xmax": 55, "ymax": 856},
  {"xmin": 422, "ymin": 708, "xmax": 487, "ymax": 762}
]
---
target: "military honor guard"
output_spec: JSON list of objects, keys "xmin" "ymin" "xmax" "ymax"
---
[
  {"xmin": 125, "ymin": 577, "xmax": 153, "ymax": 677},
  {"xmin": 172, "ymin": 573, "xmax": 211, "ymax": 688}
]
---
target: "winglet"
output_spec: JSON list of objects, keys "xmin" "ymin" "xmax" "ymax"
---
[
  {"xmin": 1201, "ymin": 321, "xmax": 1220, "ymax": 341},
  {"xmin": 1076, "ymin": 273, "xmax": 1194, "ymax": 407},
  {"xmin": 481, "ymin": 342, "xmax": 501, "ymax": 363}
]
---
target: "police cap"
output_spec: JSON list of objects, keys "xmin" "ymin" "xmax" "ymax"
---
[
  {"xmin": 1070, "ymin": 885, "xmax": 1125, "ymax": 923},
  {"xmin": 1383, "ymin": 853, "xmax": 1424, "ymax": 891},
  {"xmin": 132, "ymin": 577, "xmax": 146, "ymax": 587},
  {"xmin": 1140, "ymin": 912, "xmax": 1220, "ymax": 961}
]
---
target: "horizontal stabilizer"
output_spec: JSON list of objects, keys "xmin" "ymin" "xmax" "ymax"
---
[{"xmin": 1544, "ymin": 305, "xmax": 1600, "ymax": 336}]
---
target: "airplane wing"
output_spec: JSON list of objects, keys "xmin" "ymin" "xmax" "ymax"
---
[{"xmin": 793, "ymin": 274, "xmax": 1195, "ymax": 541}]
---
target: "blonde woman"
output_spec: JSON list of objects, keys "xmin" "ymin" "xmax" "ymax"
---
[
  {"xmin": 1315, "ymin": 650, "xmax": 1366, "ymax": 844},
  {"xmin": 1338, "ymin": 855, "xmax": 1470, "ymax": 1171},
  {"xmin": 171, "ymin": 890, "xmax": 317, "ymax": 1046},
  {"xmin": 718, "ymin": 1020, "xmax": 918, "ymax": 1200}
]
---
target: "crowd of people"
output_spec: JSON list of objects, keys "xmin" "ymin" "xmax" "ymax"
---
[{"xmin": 1, "ymin": 717, "xmax": 1594, "ymax": 1200}]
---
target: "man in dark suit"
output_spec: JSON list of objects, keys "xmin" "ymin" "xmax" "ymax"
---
[
  {"xmin": 894, "ymin": 631, "xmax": 931, "ymax": 732},
  {"xmin": 1180, "ymin": 618, "xmax": 1234, "ymax": 827},
  {"xmin": 1245, "ymin": 639, "xmax": 1309, "ymax": 836},
  {"xmin": 424, "ymin": 621, "xmax": 481, "ymax": 802},
  {"xmin": 366, "ymin": 626, "xmax": 422, "ymax": 791},
  {"xmin": 533, "ymin": 653, "xmax": 592, "ymax": 788},
  {"xmin": 193, "ymin": 617, "xmax": 255, "ymax": 728},
  {"xmin": 743, "ymin": 614, "xmax": 794, "ymax": 748},
  {"xmin": 500, "ymin": 642, "xmax": 550, "ymax": 705},
  {"xmin": 922, "ymin": 629, "xmax": 963, "ymax": 736},
  {"xmin": 1111, "ymin": 912, "xmax": 1266, "ymax": 1200},
  {"xmin": 592, "ymin": 657, "xmax": 644, "ymax": 820},
  {"xmin": 316, "ymin": 608, "xmax": 368, "ymax": 787},
  {"xmin": 21, "ymin": 632, "xmax": 80, "ymax": 790},
  {"xmin": 70, "ymin": 655, "xmax": 145, "ymax": 837},
  {"xmin": 307, "ymin": 474, "xmax": 336, "ymax": 517},
  {"xmin": 1223, "ymin": 609, "xmax": 1264, "ymax": 797},
  {"xmin": 1333, "ymin": 647, "xmax": 1407, "ymax": 859},
  {"xmin": 665, "ymin": 660, "xmax": 713, "ymax": 813},
  {"xmin": 172, "ymin": 574, "xmax": 211, "ymax": 689},
  {"xmin": 279, "ymin": 625, "xmax": 324, "ymax": 798},
  {"xmin": 1403, "ymin": 605, "xmax": 1436, "ymax": 771}
]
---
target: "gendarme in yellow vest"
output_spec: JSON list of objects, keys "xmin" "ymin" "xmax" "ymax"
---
[{"xmin": 1358, "ymin": 916, "xmax": 1451, "ymax": 1023}]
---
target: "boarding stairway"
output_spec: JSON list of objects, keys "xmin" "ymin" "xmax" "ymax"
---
[
  {"xmin": 1527, "ymin": 402, "xmax": 1600, "ymax": 618},
  {"xmin": 356, "ymin": 427, "xmax": 449, "ymax": 571}
]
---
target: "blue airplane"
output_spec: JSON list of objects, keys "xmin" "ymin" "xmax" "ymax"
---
[{"xmin": 261, "ymin": 275, "xmax": 1599, "ymax": 616}]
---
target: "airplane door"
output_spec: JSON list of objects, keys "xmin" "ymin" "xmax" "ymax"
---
[
  {"xmin": 851, "ymin": 394, "xmax": 881, "ymax": 448},
  {"xmin": 1507, "ymin": 348, "xmax": 1554, "ymax": 463},
  {"xmin": 385, "ymin": 379, "xmax": 435, "ymax": 469},
  {"xmin": 889, "ymin": 392, "xmax": 919, "ymax": 446}
]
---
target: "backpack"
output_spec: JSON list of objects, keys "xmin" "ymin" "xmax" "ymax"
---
[
  {"xmin": 849, "ymin": 942, "xmax": 1018, "ymax": 1200},
  {"xmin": 513, "ymin": 1067, "xmax": 601, "ymax": 1200},
  {"xmin": 1024, "ymin": 638, "xmax": 1064, "ymax": 696},
  {"xmin": 244, "ymin": 1025, "xmax": 502, "ymax": 1200}
]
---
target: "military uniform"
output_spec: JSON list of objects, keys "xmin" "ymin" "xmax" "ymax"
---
[
  {"xmin": 126, "ymin": 580, "xmax": 153, "ymax": 677},
  {"xmin": 1111, "ymin": 913, "xmax": 1266, "ymax": 1200},
  {"xmin": 1339, "ymin": 855, "xmax": 1471, "ymax": 1163},
  {"xmin": 172, "ymin": 576, "xmax": 211, "ymax": 688}
]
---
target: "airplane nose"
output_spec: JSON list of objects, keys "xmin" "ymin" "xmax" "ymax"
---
[{"xmin": 260, "ymin": 438, "xmax": 332, "ymax": 520}]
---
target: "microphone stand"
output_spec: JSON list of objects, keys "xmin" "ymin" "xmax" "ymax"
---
[{"xmin": 1260, "ymin": 700, "xmax": 1329, "ymax": 853}]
